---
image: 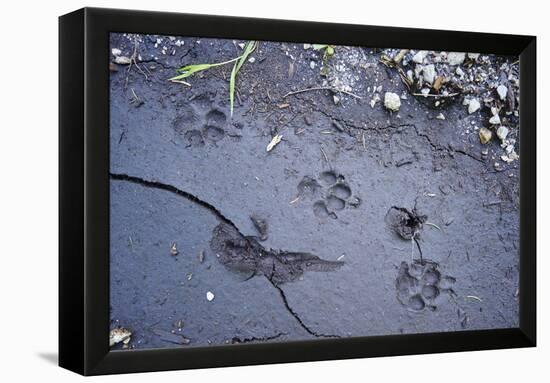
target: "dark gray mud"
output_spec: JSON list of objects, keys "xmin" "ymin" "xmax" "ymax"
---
[{"xmin": 109, "ymin": 33, "xmax": 520, "ymax": 350}]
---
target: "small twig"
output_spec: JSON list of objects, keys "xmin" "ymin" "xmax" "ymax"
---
[
  {"xmin": 169, "ymin": 79, "xmax": 192, "ymax": 86},
  {"xmin": 424, "ymin": 222, "xmax": 442, "ymax": 231},
  {"xmin": 283, "ymin": 86, "xmax": 362, "ymax": 100},
  {"xmin": 412, "ymin": 92, "xmax": 460, "ymax": 98},
  {"xmin": 320, "ymin": 146, "xmax": 331, "ymax": 168},
  {"xmin": 289, "ymin": 196, "xmax": 301, "ymax": 205},
  {"xmin": 466, "ymin": 295, "xmax": 483, "ymax": 302}
]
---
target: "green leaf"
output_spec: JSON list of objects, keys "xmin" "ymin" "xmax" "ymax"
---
[{"xmin": 326, "ymin": 46, "xmax": 334, "ymax": 56}]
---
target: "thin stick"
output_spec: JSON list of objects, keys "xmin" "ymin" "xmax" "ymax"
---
[
  {"xmin": 169, "ymin": 79, "xmax": 192, "ymax": 86},
  {"xmin": 466, "ymin": 295, "xmax": 483, "ymax": 302},
  {"xmin": 283, "ymin": 87, "xmax": 362, "ymax": 100},
  {"xmin": 412, "ymin": 92, "xmax": 460, "ymax": 98},
  {"xmin": 424, "ymin": 222, "xmax": 442, "ymax": 231}
]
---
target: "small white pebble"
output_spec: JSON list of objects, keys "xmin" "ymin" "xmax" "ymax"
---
[{"xmin": 206, "ymin": 291, "xmax": 215, "ymax": 301}]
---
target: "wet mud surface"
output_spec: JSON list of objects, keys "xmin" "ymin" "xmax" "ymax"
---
[{"xmin": 109, "ymin": 33, "xmax": 520, "ymax": 350}]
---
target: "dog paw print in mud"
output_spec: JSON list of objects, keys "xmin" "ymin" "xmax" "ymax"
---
[
  {"xmin": 395, "ymin": 260, "xmax": 457, "ymax": 312},
  {"xmin": 171, "ymin": 101, "xmax": 230, "ymax": 147},
  {"xmin": 295, "ymin": 170, "xmax": 361, "ymax": 220}
]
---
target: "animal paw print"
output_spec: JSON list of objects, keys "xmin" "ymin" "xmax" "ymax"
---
[
  {"xmin": 395, "ymin": 260, "xmax": 456, "ymax": 312},
  {"xmin": 296, "ymin": 170, "xmax": 360, "ymax": 219},
  {"xmin": 172, "ymin": 102, "xmax": 227, "ymax": 147}
]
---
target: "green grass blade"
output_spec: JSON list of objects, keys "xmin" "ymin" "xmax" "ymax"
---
[
  {"xmin": 229, "ymin": 60, "xmax": 238, "ymax": 116},
  {"xmin": 229, "ymin": 41, "xmax": 257, "ymax": 116}
]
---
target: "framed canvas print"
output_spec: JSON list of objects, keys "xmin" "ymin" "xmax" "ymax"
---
[{"xmin": 59, "ymin": 7, "xmax": 536, "ymax": 376}]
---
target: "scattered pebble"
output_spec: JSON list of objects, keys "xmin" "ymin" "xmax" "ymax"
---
[
  {"xmin": 447, "ymin": 52, "xmax": 466, "ymax": 66},
  {"xmin": 436, "ymin": 113, "xmax": 445, "ymax": 120},
  {"xmin": 384, "ymin": 92, "xmax": 401, "ymax": 112},
  {"xmin": 489, "ymin": 114, "xmax": 501, "ymax": 125},
  {"xmin": 468, "ymin": 98, "xmax": 481, "ymax": 114},
  {"xmin": 412, "ymin": 50, "xmax": 427, "ymax": 64},
  {"xmin": 170, "ymin": 242, "xmax": 178, "ymax": 256},
  {"xmin": 497, "ymin": 126, "xmax": 509, "ymax": 141},
  {"xmin": 111, "ymin": 48, "xmax": 122, "ymax": 56},
  {"xmin": 370, "ymin": 94, "xmax": 380, "ymax": 108},
  {"xmin": 497, "ymin": 85, "xmax": 508, "ymax": 100},
  {"xmin": 114, "ymin": 56, "xmax": 132, "ymax": 65},
  {"xmin": 422, "ymin": 64, "xmax": 436, "ymax": 85},
  {"xmin": 206, "ymin": 291, "xmax": 215, "ymax": 301},
  {"xmin": 247, "ymin": 57, "xmax": 256, "ymax": 63},
  {"xmin": 479, "ymin": 127, "xmax": 492, "ymax": 144}
]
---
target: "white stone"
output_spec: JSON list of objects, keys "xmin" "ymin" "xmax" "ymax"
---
[
  {"xmin": 447, "ymin": 52, "xmax": 466, "ymax": 66},
  {"xmin": 455, "ymin": 67, "xmax": 464, "ymax": 77},
  {"xmin": 111, "ymin": 48, "xmax": 122, "ymax": 56},
  {"xmin": 114, "ymin": 56, "xmax": 132, "ymax": 65},
  {"xmin": 468, "ymin": 98, "xmax": 481, "ymax": 114},
  {"xmin": 248, "ymin": 57, "xmax": 255, "ymax": 63},
  {"xmin": 467, "ymin": 53, "xmax": 480, "ymax": 60},
  {"xmin": 489, "ymin": 114, "xmax": 501, "ymax": 125},
  {"xmin": 310, "ymin": 61, "xmax": 316, "ymax": 69},
  {"xmin": 412, "ymin": 50, "xmax": 427, "ymax": 64},
  {"xmin": 384, "ymin": 92, "xmax": 401, "ymax": 112},
  {"xmin": 436, "ymin": 113, "xmax": 445, "ymax": 120},
  {"xmin": 497, "ymin": 85, "xmax": 508, "ymax": 100},
  {"xmin": 497, "ymin": 126, "xmax": 510, "ymax": 141},
  {"xmin": 422, "ymin": 64, "xmax": 436, "ymax": 85},
  {"xmin": 206, "ymin": 291, "xmax": 215, "ymax": 301}
]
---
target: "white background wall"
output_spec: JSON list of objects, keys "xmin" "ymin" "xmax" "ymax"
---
[{"xmin": 0, "ymin": 0, "xmax": 546, "ymax": 381}]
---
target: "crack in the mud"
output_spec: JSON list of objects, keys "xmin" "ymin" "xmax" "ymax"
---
[
  {"xmin": 268, "ymin": 279, "xmax": 340, "ymax": 339},
  {"xmin": 110, "ymin": 172, "xmax": 341, "ymax": 339},
  {"xmin": 110, "ymin": 172, "xmax": 246, "ymax": 237},
  {"xmin": 231, "ymin": 332, "xmax": 285, "ymax": 344},
  {"xmin": 292, "ymin": 96, "xmax": 484, "ymax": 164}
]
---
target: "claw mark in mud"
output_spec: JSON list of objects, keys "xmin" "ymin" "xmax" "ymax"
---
[
  {"xmin": 296, "ymin": 170, "xmax": 361, "ymax": 219},
  {"xmin": 395, "ymin": 260, "xmax": 456, "ymax": 312},
  {"xmin": 110, "ymin": 173, "xmax": 343, "ymax": 338},
  {"xmin": 250, "ymin": 215, "xmax": 268, "ymax": 241},
  {"xmin": 172, "ymin": 103, "xmax": 227, "ymax": 146}
]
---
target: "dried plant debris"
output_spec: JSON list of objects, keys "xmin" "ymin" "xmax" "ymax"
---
[
  {"xmin": 395, "ymin": 260, "xmax": 456, "ymax": 312},
  {"xmin": 250, "ymin": 215, "xmax": 269, "ymax": 241},
  {"xmin": 385, "ymin": 206, "xmax": 427, "ymax": 240},
  {"xmin": 109, "ymin": 327, "xmax": 132, "ymax": 347},
  {"xmin": 210, "ymin": 223, "xmax": 343, "ymax": 284},
  {"xmin": 266, "ymin": 134, "xmax": 283, "ymax": 152}
]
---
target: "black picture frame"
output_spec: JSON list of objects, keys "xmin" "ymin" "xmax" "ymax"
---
[{"xmin": 59, "ymin": 7, "xmax": 536, "ymax": 376}]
